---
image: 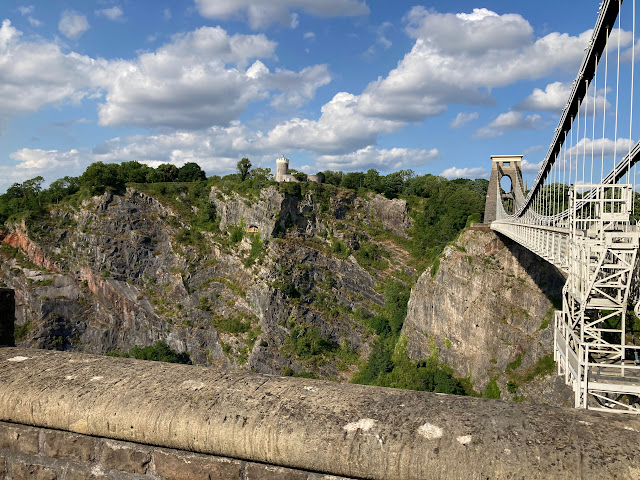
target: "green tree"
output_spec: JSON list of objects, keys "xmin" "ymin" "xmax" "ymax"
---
[
  {"xmin": 119, "ymin": 161, "xmax": 152, "ymax": 183},
  {"xmin": 340, "ymin": 172, "xmax": 365, "ymax": 190},
  {"xmin": 0, "ymin": 176, "xmax": 46, "ymax": 222},
  {"xmin": 146, "ymin": 164, "xmax": 179, "ymax": 183},
  {"xmin": 109, "ymin": 341, "xmax": 191, "ymax": 364},
  {"xmin": 322, "ymin": 170, "xmax": 343, "ymax": 186},
  {"xmin": 383, "ymin": 172, "xmax": 404, "ymax": 199},
  {"xmin": 197, "ymin": 201, "xmax": 216, "ymax": 224},
  {"xmin": 80, "ymin": 162, "xmax": 124, "ymax": 195},
  {"xmin": 364, "ymin": 169, "xmax": 383, "ymax": 192},
  {"xmin": 42, "ymin": 176, "xmax": 80, "ymax": 204},
  {"xmin": 251, "ymin": 167, "xmax": 273, "ymax": 182},
  {"xmin": 237, "ymin": 158, "xmax": 252, "ymax": 181},
  {"xmin": 178, "ymin": 162, "xmax": 207, "ymax": 182},
  {"xmin": 287, "ymin": 169, "xmax": 307, "ymax": 182},
  {"xmin": 21, "ymin": 176, "xmax": 45, "ymax": 200}
]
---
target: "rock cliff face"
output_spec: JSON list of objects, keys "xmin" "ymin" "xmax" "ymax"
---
[
  {"xmin": 0, "ymin": 182, "xmax": 575, "ymax": 406},
  {"xmin": 0, "ymin": 185, "xmax": 414, "ymax": 380},
  {"xmin": 403, "ymin": 229, "xmax": 573, "ymax": 405}
]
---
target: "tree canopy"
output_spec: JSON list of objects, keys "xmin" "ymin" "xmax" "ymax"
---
[{"xmin": 237, "ymin": 158, "xmax": 252, "ymax": 181}]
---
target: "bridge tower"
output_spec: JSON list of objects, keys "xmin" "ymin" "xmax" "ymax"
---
[{"xmin": 484, "ymin": 155, "xmax": 526, "ymax": 223}]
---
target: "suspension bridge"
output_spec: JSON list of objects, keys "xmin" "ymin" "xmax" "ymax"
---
[{"xmin": 487, "ymin": 0, "xmax": 640, "ymax": 413}]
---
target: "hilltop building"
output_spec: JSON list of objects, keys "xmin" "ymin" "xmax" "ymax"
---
[{"xmin": 275, "ymin": 155, "xmax": 322, "ymax": 183}]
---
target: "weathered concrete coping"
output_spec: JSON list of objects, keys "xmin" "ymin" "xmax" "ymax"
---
[{"xmin": 2, "ymin": 348, "xmax": 640, "ymax": 480}]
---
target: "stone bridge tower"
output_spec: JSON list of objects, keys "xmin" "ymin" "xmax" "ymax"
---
[{"xmin": 483, "ymin": 155, "xmax": 526, "ymax": 223}]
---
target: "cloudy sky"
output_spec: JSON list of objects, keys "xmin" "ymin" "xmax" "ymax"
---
[{"xmin": 0, "ymin": 1, "xmax": 624, "ymax": 192}]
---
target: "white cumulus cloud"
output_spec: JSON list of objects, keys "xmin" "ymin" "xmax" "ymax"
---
[
  {"xmin": 315, "ymin": 146, "xmax": 439, "ymax": 172},
  {"xmin": 474, "ymin": 111, "xmax": 543, "ymax": 138},
  {"xmin": 96, "ymin": 6, "xmax": 124, "ymax": 21},
  {"xmin": 516, "ymin": 81, "xmax": 571, "ymax": 112},
  {"xmin": 0, "ymin": 20, "xmax": 98, "ymax": 120},
  {"xmin": 521, "ymin": 159, "xmax": 543, "ymax": 173},
  {"xmin": 194, "ymin": 0, "xmax": 369, "ymax": 29},
  {"xmin": 440, "ymin": 167, "xmax": 489, "ymax": 179},
  {"xmin": 18, "ymin": 6, "xmax": 34, "ymax": 16},
  {"xmin": 58, "ymin": 11, "xmax": 89, "ymax": 40},
  {"xmin": 567, "ymin": 137, "xmax": 635, "ymax": 159},
  {"xmin": 258, "ymin": 7, "xmax": 593, "ymax": 155},
  {"xmin": 262, "ymin": 92, "xmax": 403, "ymax": 155},
  {"xmin": 450, "ymin": 112, "xmax": 478, "ymax": 129},
  {"xmin": 0, "ymin": 21, "xmax": 333, "ymax": 132},
  {"xmin": 95, "ymin": 27, "xmax": 330, "ymax": 129}
]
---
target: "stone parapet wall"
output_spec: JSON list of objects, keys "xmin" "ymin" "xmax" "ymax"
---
[
  {"xmin": 2, "ymin": 347, "xmax": 640, "ymax": 479},
  {"xmin": 0, "ymin": 421, "xmax": 345, "ymax": 480}
]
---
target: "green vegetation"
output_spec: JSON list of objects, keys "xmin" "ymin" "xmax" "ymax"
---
[
  {"xmin": 355, "ymin": 241, "xmax": 389, "ymax": 270},
  {"xmin": 506, "ymin": 380, "xmax": 519, "ymax": 394},
  {"xmin": 506, "ymin": 351, "xmax": 524, "ymax": 373},
  {"xmin": 540, "ymin": 306, "xmax": 554, "ymax": 330},
  {"xmin": 237, "ymin": 158, "xmax": 252, "ymax": 181},
  {"xmin": 484, "ymin": 377, "xmax": 501, "ymax": 399},
  {"xmin": 106, "ymin": 341, "xmax": 191, "ymax": 364},
  {"xmin": 521, "ymin": 354, "xmax": 555, "ymax": 382},
  {"xmin": 229, "ymin": 224, "xmax": 244, "ymax": 243},
  {"xmin": 352, "ymin": 280, "xmax": 466, "ymax": 395},
  {"xmin": 430, "ymin": 257, "xmax": 440, "ymax": 277},
  {"xmin": 212, "ymin": 314, "xmax": 252, "ymax": 334},
  {"xmin": 505, "ymin": 352, "xmax": 556, "ymax": 386},
  {"xmin": 330, "ymin": 238, "xmax": 350, "ymax": 258},
  {"xmin": 243, "ymin": 234, "xmax": 263, "ymax": 267},
  {"xmin": 0, "ymin": 161, "xmax": 208, "ymax": 225},
  {"xmin": 283, "ymin": 325, "xmax": 335, "ymax": 360},
  {"xmin": 408, "ymin": 177, "xmax": 487, "ymax": 264},
  {"xmin": 14, "ymin": 320, "xmax": 32, "ymax": 342}
]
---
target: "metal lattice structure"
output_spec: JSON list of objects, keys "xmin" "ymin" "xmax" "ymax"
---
[{"xmin": 489, "ymin": 0, "xmax": 640, "ymax": 413}]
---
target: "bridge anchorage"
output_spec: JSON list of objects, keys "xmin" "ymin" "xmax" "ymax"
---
[{"xmin": 487, "ymin": 0, "xmax": 640, "ymax": 413}]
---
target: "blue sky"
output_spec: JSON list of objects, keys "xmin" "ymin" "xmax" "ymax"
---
[{"xmin": 0, "ymin": 1, "xmax": 630, "ymax": 192}]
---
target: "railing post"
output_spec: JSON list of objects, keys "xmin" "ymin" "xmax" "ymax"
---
[
  {"xmin": 0, "ymin": 288, "xmax": 15, "ymax": 347},
  {"xmin": 583, "ymin": 344, "xmax": 589, "ymax": 409}
]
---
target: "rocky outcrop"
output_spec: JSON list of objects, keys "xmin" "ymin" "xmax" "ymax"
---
[
  {"xmin": 0, "ymin": 183, "xmax": 414, "ymax": 380},
  {"xmin": 403, "ymin": 229, "xmax": 572, "ymax": 405},
  {"xmin": 368, "ymin": 195, "xmax": 412, "ymax": 237},
  {"xmin": 3, "ymin": 221, "xmax": 60, "ymax": 273},
  {"xmin": 211, "ymin": 186, "xmax": 284, "ymax": 239}
]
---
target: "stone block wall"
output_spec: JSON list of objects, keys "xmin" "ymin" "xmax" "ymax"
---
[
  {"xmin": 2, "ymin": 345, "xmax": 640, "ymax": 479},
  {"xmin": 0, "ymin": 421, "xmax": 350, "ymax": 480}
]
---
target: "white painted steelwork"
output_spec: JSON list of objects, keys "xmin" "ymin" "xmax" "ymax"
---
[{"xmin": 488, "ymin": 0, "xmax": 640, "ymax": 413}]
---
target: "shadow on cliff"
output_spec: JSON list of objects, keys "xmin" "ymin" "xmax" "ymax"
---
[{"xmin": 496, "ymin": 233, "xmax": 565, "ymax": 308}]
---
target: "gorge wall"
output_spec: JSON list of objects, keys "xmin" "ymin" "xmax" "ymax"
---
[
  {"xmin": 1, "ymin": 181, "xmax": 572, "ymax": 407},
  {"xmin": 0, "ymin": 184, "xmax": 414, "ymax": 381},
  {"xmin": 404, "ymin": 228, "xmax": 572, "ymax": 404}
]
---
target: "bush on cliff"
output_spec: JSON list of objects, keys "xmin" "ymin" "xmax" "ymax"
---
[
  {"xmin": 106, "ymin": 341, "xmax": 191, "ymax": 364},
  {"xmin": 351, "ymin": 280, "xmax": 466, "ymax": 395}
]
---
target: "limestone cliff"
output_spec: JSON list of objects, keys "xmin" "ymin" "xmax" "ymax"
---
[
  {"xmin": 403, "ymin": 228, "xmax": 573, "ymax": 405},
  {"xmin": 0, "ymin": 184, "xmax": 414, "ymax": 381}
]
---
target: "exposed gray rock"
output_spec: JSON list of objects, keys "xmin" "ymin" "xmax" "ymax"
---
[
  {"xmin": 369, "ymin": 195, "xmax": 412, "ymax": 237},
  {"xmin": 403, "ymin": 229, "xmax": 572, "ymax": 405},
  {"xmin": 1, "ymin": 184, "xmax": 407, "ymax": 380}
]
